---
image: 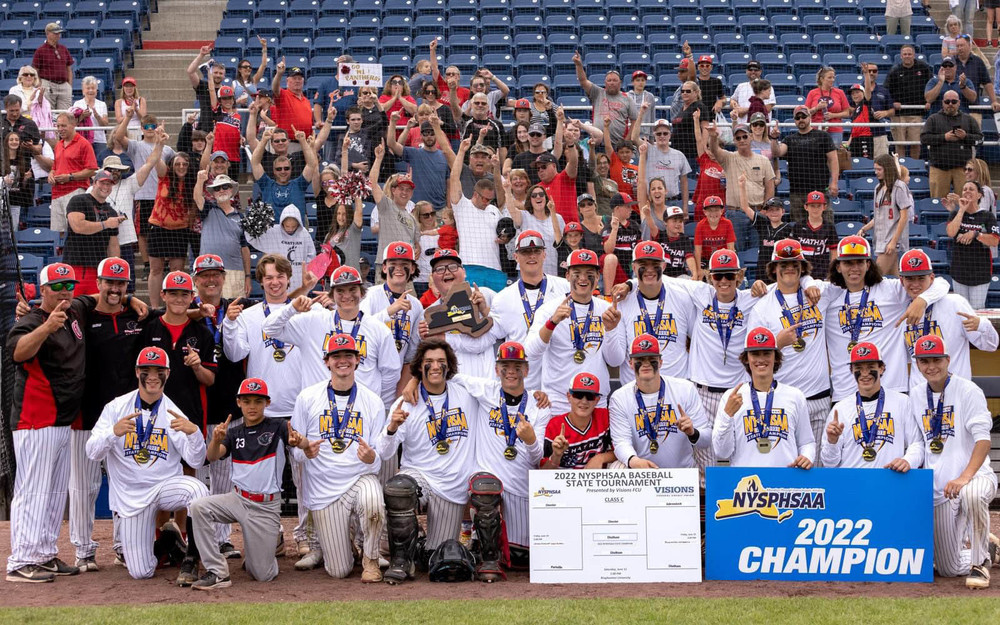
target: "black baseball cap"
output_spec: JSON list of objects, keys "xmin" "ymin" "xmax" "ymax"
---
[
  {"xmin": 532, "ymin": 153, "xmax": 558, "ymax": 167},
  {"xmin": 287, "ymin": 67, "xmax": 305, "ymax": 77},
  {"xmin": 747, "ymin": 60, "xmax": 762, "ymax": 70}
]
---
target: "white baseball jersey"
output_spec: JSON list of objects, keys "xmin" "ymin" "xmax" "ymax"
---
[
  {"xmin": 426, "ymin": 286, "xmax": 499, "ymax": 378},
  {"xmin": 908, "ymin": 375, "xmax": 996, "ymax": 506},
  {"xmin": 361, "ymin": 284, "xmax": 425, "ymax": 364},
  {"xmin": 747, "ymin": 285, "xmax": 836, "ymax": 398},
  {"xmin": 615, "ymin": 279, "xmax": 696, "ymax": 384},
  {"xmin": 821, "ymin": 389, "xmax": 923, "ymax": 469},
  {"xmin": 902, "ymin": 294, "xmax": 999, "ymax": 388},
  {"xmin": 609, "ymin": 376, "xmax": 712, "ymax": 468},
  {"xmin": 289, "ymin": 379, "xmax": 386, "ymax": 510},
  {"xmin": 262, "ymin": 305, "xmax": 402, "ymax": 407},
  {"xmin": 86, "ymin": 391, "xmax": 207, "ymax": 518},
  {"xmin": 490, "ymin": 275, "xmax": 570, "ymax": 391},
  {"xmin": 712, "ymin": 381, "xmax": 815, "ymax": 467},
  {"xmin": 222, "ymin": 299, "xmax": 306, "ymax": 417},
  {"xmin": 818, "ymin": 277, "xmax": 949, "ymax": 401},
  {"xmin": 524, "ymin": 296, "xmax": 628, "ymax": 414},
  {"xmin": 378, "ymin": 382, "xmax": 479, "ymax": 504}
]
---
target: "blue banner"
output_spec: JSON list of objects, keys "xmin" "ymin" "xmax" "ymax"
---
[{"xmin": 705, "ymin": 467, "xmax": 934, "ymax": 582}]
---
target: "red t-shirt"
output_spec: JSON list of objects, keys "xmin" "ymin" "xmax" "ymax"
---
[
  {"xmin": 805, "ymin": 87, "xmax": 850, "ymax": 135},
  {"xmin": 437, "ymin": 224, "xmax": 458, "ymax": 250},
  {"xmin": 436, "ymin": 75, "xmax": 470, "ymax": 108},
  {"xmin": 53, "ymin": 133, "xmax": 98, "ymax": 199},
  {"xmin": 694, "ymin": 217, "xmax": 736, "ymax": 266},
  {"xmin": 379, "ymin": 95, "xmax": 417, "ymax": 127},
  {"xmin": 609, "ymin": 152, "xmax": 639, "ymax": 197},
  {"xmin": 542, "ymin": 409, "xmax": 612, "ymax": 469},
  {"xmin": 539, "ymin": 170, "xmax": 579, "ymax": 225},
  {"xmin": 692, "ymin": 152, "xmax": 726, "ymax": 222},
  {"xmin": 270, "ymin": 88, "xmax": 314, "ymax": 139},
  {"xmin": 211, "ymin": 107, "xmax": 242, "ymax": 162}
]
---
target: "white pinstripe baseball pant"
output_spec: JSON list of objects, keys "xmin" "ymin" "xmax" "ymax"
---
[
  {"xmin": 693, "ymin": 387, "xmax": 724, "ymax": 484},
  {"xmin": 6, "ymin": 426, "xmax": 72, "ymax": 573},
  {"xmin": 933, "ymin": 474, "xmax": 997, "ymax": 577},
  {"xmin": 312, "ymin": 474, "xmax": 385, "ymax": 578},
  {"xmin": 117, "ymin": 476, "xmax": 209, "ymax": 580},
  {"xmin": 398, "ymin": 468, "xmax": 466, "ymax": 551},
  {"xmin": 195, "ymin": 434, "xmax": 233, "ymax": 546},
  {"xmin": 806, "ymin": 396, "xmax": 831, "ymax": 468},
  {"xmin": 69, "ymin": 429, "xmax": 101, "ymax": 560}
]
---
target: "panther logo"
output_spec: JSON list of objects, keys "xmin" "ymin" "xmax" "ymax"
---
[
  {"xmin": 919, "ymin": 339, "xmax": 938, "ymax": 352},
  {"xmin": 576, "ymin": 251, "xmax": 593, "ymax": 262},
  {"xmin": 716, "ymin": 253, "xmax": 733, "ymax": 266},
  {"xmin": 392, "ymin": 244, "xmax": 408, "ymax": 257},
  {"xmin": 333, "ymin": 268, "xmax": 359, "ymax": 285},
  {"xmin": 906, "ymin": 256, "xmax": 923, "ymax": 268},
  {"xmin": 782, "ymin": 245, "xmax": 796, "ymax": 256},
  {"xmin": 54, "ymin": 265, "xmax": 70, "ymax": 276},
  {"xmin": 143, "ymin": 350, "xmax": 160, "ymax": 361},
  {"xmin": 637, "ymin": 339, "xmax": 654, "ymax": 352},
  {"xmin": 109, "ymin": 262, "xmax": 126, "ymax": 275},
  {"xmin": 335, "ymin": 336, "xmax": 350, "ymax": 346},
  {"xmin": 641, "ymin": 243, "xmax": 657, "ymax": 255},
  {"xmin": 171, "ymin": 274, "xmax": 187, "ymax": 286},
  {"xmin": 855, "ymin": 346, "xmax": 871, "ymax": 357},
  {"xmin": 246, "ymin": 381, "xmax": 262, "ymax": 392},
  {"xmin": 752, "ymin": 332, "xmax": 770, "ymax": 344},
  {"xmin": 578, "ymin": 376, "xmax": 596, "ymax": 388}
]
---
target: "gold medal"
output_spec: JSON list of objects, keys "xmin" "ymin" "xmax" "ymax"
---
[
  {"xmin": 436, "ymin": 440, "xmax": 450, "ymax": 455},
  {"xmin": 847, "ymin": 340, "xmax": 858, "ymax": 353},
  {"xmin": 503, "ymin": 445, "xmax": 518, "ymax": 461},
  {"xmin": 272, "ymin": 348, "xmax": 286, "ymax": 362},
  {"xmin": 573, "ymin": 349, "xmax": 586, "ymax": 364},
  {"xmin": 649, "ymin": 440, "xmax": 659, "ymax": 454},
  {"xmin": 861, "ymin": 445, "xmax": 876, "ymax": 462},
  {"xmin": 793, "ymin": 337, "xmax": 806, "ymax": 352},
  {"xmin": 930, "ymin": 437, "xmax": 944, "ymax": 454},
  {"xmin": 331, "ymin": 438, "xmax": 346, "ymax": 454},
  {"xmin": 135, "ymin": 448, "xmax": 150, "ymax": 464},
  {"xmin": 757, "ymin": 438, "xmax": 772, "ymax": 454},
  {"xmin": 395, "ymin": 339, "xmax": 403, "ymax": 352}
]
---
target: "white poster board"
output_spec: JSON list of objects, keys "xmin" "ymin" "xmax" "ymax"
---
[
  {"xmin": 529, "ymin": 468, "xmax": 702, "ymax": 583},
  {"xmin": 338, "ymin": 63, "xmax": 383, "ymax": 88}
]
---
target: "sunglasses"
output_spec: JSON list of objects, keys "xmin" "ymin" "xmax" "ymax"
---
[
  {"xmin": 432, "ymin": 262, "xmax": 461, "ymax": 274},
  {"xmin": 49, "ymin": 281, "xmax": 76, "ymax": 291},
  {"xmin": 794, "ymin": 114, "xmax": 809, "ymax": 120},
  {"xmin": 734, "ymin": 134, "xmax": 749, "ymax": 140},
  {"xmin": 445, "ymin": 71, "xmax": 460, "ymax": 76},
  {"xmin": 272, "ymin": 138, "xmax": 288, "ymax": 143},
  {"xmin": 680, "ymin": 89, "xmax": 693, "ymax": 93},
  {"xmin": 943, "ymin": 99, "xmax": 959, "ymax": 104},
  {"xmin": 142, "ymin": 123, "xmax": 157, "ymax": 130},
  {"xmin": 419, "ymin": 211, "xmax": 435, "ymax": 217},
  {"xmin": 654, "ymin": 131, "xmax": 670, "ymax": 136},
  {"xmin": 212, "ymin": 184, "xmax": 234, "ymax": 191},
  {"xmin": 239, "ymin": 65, "xmax": 251, "ymax": 70},
  {"xmin": 473, "ymin": 102, "xmax": 488, "ymax": 106},
  {"xmin": 391, "ymin": 79, "xmax": 403, "ymax": 84},
  {"xmin": 751, "ymin": 122, "xmax": 765, "ymax": 127},
  {"xmin": 528, "ymin": 132, "xmax": 543, "ymax": 137},
  {"xmin": 274, "ymin": 166, "xmax": 291, "ymax": 172},
  {"xmin": 711, "ymin": 272, "xmax": 737, "ymax": 281},
  {"xmin": 530, "ymin": 191, "xmax": 546, "ymax": 198},
  {"xmin": 570, "ymin": 391, "xmax": 598, "ymax": 401},
  {"xmin": 965, "ymin": 167, "xmax": 976, "ymax": 172},
  {"xmin": 424, "ymin": 89, "xmax": 437, "ymax": 95},
  {"xmin": 534, "ymin": 90, "xmax": 547, "ymax": 94},
  {"xmin": 867, "ymin": 70, "xmax": 878, "ymax": 74}
]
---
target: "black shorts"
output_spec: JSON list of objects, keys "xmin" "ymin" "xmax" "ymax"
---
[
  {"xmin": 985, "ymin": 0, "xmax": 1000, "ymax": 9},
  {"xmin": 147, "ymin": 226, "xmax": 189, "ymax": 259},
  {"xmin": 137, "ymin": 199, "xmax": 155, "ymax": 236}
]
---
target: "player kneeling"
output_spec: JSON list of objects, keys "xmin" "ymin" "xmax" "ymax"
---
[
  {"xmin": 188, "ymin": 378, "xmax": 300, "ymax": 590},
  {"xmin": 86, "ymin": 347, "xmax": 208, "ymax": 585},
  {"xmin": 290, "ymin": 334, "xmax": 387, "ymax": 583}
]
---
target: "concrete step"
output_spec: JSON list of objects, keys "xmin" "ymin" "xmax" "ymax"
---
[{"xmin": 145, "ymin": 0, "xmax": 226, "ymax": 41}]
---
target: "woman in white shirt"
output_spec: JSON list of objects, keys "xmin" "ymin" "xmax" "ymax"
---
[
  {"xmin": 507, "ymin": 184, "xmax": 565, "ymax": 277},
  {"xmin": 114, "ymin": 77, "xmax": 146, "ymax": 141},
  {"xmin": 9, "ymin": 66, "xmax": 46, "ymax": 122},
  {"xmin": 73, "ymin": 76, "xmax": 110, "ymax": 155}
]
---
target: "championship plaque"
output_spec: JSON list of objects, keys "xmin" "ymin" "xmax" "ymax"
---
[{"xmin": 424, "ymin": 281, "xmax": 494, "ymax": 337}]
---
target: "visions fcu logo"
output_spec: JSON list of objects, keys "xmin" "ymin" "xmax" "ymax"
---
[{"xmin": 714, "ymin": 475, "xmax": 825, "ymax": 523}]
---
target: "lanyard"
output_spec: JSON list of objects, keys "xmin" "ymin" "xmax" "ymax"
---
[
  {"xmin": 133, "ymin": 393, "xmax": 161, "ymax": 447},
  {"xmin": 775, "ymin": 288, "xmax": 804, "ymax": 341},
  {"xmin": 518, "ymin": 277, "xmax": 547, "ymax": 328},
  {"xmin": 195, "ymin": 296, "xmax": 224, "ymax": 345},
  {"xmin": 926, "ymin": 375, "xmax": 951, "ymax": 440},
  {"xmin": 635, "ymin": 378, "xmax": 667, "ymax": 446},
  {"xmin": 420, "ymin": 383, "xmax": 450, "ymax": 444},
  {"xmin": 711, "ymin": 295, "xmax": 739, "ymax": 355},
  {"xmin": 262, "ymin": 299, "xmax": 290, "ymax": 349},
  {"xmin": 638, "ymin": 286, "xmax": 666, "ymax": 336},
  {"xmin": 569, "ymin": 299, "xmax": 594, "ymax": 352},
  {"xmin": 499, "ymin": 392, "xmax": 528, "ymax": 448},
  {"xmin": 856, "ymin": 389, "xmax": 886, "ymax": 447},
  {"xmin": 334, "ymin": 310, "xmax": 364, "ymax": 339},
  {"xmin": 326, "ymin": 384, "xmax": 357, "ymax": 440},
  {"xmin": 845, "ymin": 288, "xmax": 870, "ymax": 344},
  {"xmin": 384, "ymin": 284, "xmax": 406, "ymax": 343},
  {"xmin": 750, "ymin": 381, "xmax": 777, "ymax": 441}
]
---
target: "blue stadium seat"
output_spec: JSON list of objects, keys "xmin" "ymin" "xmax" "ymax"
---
[
  {"xmin": 714, "ymin": 34, "xmax": 746, "ymax": 57},
  {"xmin": 512, "ymin": 14, "xmax": 543, "ymax": 35},
  {"xmin": 89, "ymin": 36, "xmax": 127, "ymax": 65},
  {"xmin": 447, "ymin": 54, "xmax": 479, "ymax": 75},
  {"xmin": 801, "ymin": 15, "xmax": 837, "ymax": 36},
  {"xmin": 747, "ymin": 33, "xmax": 780, "ymax": 57},
  {"xmin": 772, "ymin": 15, "xmax": 804, "ymax": 38},
  {"xmin": 796, "ymin": 0, "xmax": 827, "ymax": 16},
  {"xmin": 483, "ymin": 53, "xmax": 514, "ymax": 76},
  {"xmin": 448, "ymin": 34, "xmax": 478, "ymax": 56},
  {"xmin": 346, "ymin": 36, "xmax": 378, "ymax": 58},
  {"xmin": 288, "ymin": 0, "xmax": 320, "ymax": 16},
  {"xmin": 683, "ymin": 33, "xmax": 713, "ymax": 56},
  {"xmin": 844, "ymin": 157, "xmax": 875, "ymax": 180},
  {"xmin": 641, "ymin": 15, "xmax": 673, "ymax": 37},
  {"xmin": 858, "ymin": 53, "xmax": 892, "ymax": 69},
  {"xmin": 544, "ymin": 14, "xmax": 575, "ymax": 35},
  {"xmin": 762, "ymin": 0, "xmax": 794, "ymax": 16},
  {"xmin": 732, "ymin": 0, "xmax": 761, "ymax": 11},
  {"xmin": 700, "ymin": 0, "xmax": 731, "ymax": 16},
  {"xmin": 316, "ymin": 16, "xmax": 347, "ymax": 38},
  {"xmin": 18, "ymin": 253, "xmax": 44, "ymax": 283},
  {"xmin": 584, "ymin": 53, "xmax": 617, "ymax": 76},
  {"xmin": 9, "ymin": 3, "xmax": 41, "ymax": 20},
  {"xmin": 283, "ymin": 16, "xmax": 315, "ymax": 37},
  {"xmin": 380, "ymin": 35, "xmax": 411, "ymax": 57},
  {"xmin": 509, "ymin": 0, "xmax": 539, "ymax": 12},
  {"xmin": 858, "ymin": 0, "xmax": 886, "ymax": 18},
  {"xmin": 256, "ymin": 0, "xmax": 289, "ymax": 17},
  {"xmin": 15, "ymin": 228, "xmax": 60, "ymax": 261},
  {"xmin": 836, "ymin": 221, "xmax": 864, "ymax": 238},
  {"xmin": 827, "ymin": 0, "xmax": 861, "ymax": 17},
  {"xmin": 575, "ymin": 14, "xmax": 606, "ymax": 36},
  {"xmin": 225, "ymin": 0, "xmax": 256, "ymax": 18},
  {"xmin": 482, "ymin": 15, "xmax": 511, "ymax": 36},
  {"xmin": 653, "ymin": 52, "xmax": 683, "ymax": 76},
  {"xmin": 414, "ymin": 0, "xmax": 446, "ymax": 14},
  {"xmin": 813, "ymin": 34, "xmax": 848, "ymax": 57},
  {"xmin": 609, "ymin": 14, "xmax": 641, "ymax": 34},
  {"xmin": 606, "ymin": 0, "xmax": 638, "ymax": 17},
  {"xmin": 551, "ymin": 73, "xmax": 579, "ymax": 97},
  {"xmin": 379, "ymin": 54, "xmax": 411, "ymax": 77},
  {"xmin": 77, "ymin": 56, "xmax": 114, "ymax": 86},
  {"xmin": 412, "ymin": 15, "xmax": 443, "ymax": 36},
  {"xmin": 313, "ymin": 36, "xmax": 345, "ymax": 57},
  {"xmin": 721, "ymin": 52, "xmax": 752, "ymax": 76},
  {"xmin": 673, "ymin": 15, "xmax": 703, "ymax": 35},
  {"xmin": 846, "ymin": 34, "xmax": 881, "ymax": 55},
  {"xmin": 480, "ymin": 0, "xmax": 509, "ymax": 16},
  {"xmin": 513, "ymin": 34, "xmax": 546, "ymax": 56},
  {"xmin": 614, "ymin": 34, "xmax": 646, "ymax": 56},
  {"xmin": 348, "ymin": 16, "xmax": 380, "ymax": 38},
  {"xmin": 780, "ymin": 34, "xmax": 813, "ymax": 55},
  {"xmin": 788, "ymin": 53, "xmax": 822, "ymax": 78},
  {"xmin": 0, "ymin": 18, "xmax": 30, "ymax": 39},
  {"xmin": 646, "ymin": 33, "xmax": 679, "ymax": 57},
  {"xmin": 516, "ymin": 53, "xmax": 549, "ymax": 76},
  {"xmin": 668, "ymin": 0, "xmax": 700, "ymax": 15},
  {"xmin": 482, "ymin": 34, "xmax": 513, "ymax": 56},
  {"xmin": 252, "ymin": 16, "xmax": 283, "ymax": 38},
  {"xmin": 822, "ymin": 53, "xmax": 858, "ymax": 74},
  {"xmin": 909, "ymin": 223, "xmax": 930, "ymax": 248},
  {"xmin": 910, "ymin": 15, "xmax": 938, "ymax": 37},
  {"xmin": 62, "ymin": 37, "xmax": 87, "ymax": 60},
  {"xmin": 309, "ymin": 57, "xmax": 339, "ymax": 76},
  {"xmin": 575, "ymin": 0, "xmax": 604, "ymax": 15},
  {"xmin": 764, "ymin": 73, "xmax": 797, "ymax": 96},
  {"xmin": 834, "ymin": 15, "xmax": 871, "ymax": 35},
  {"xmin": 917, "ymin": 199, "xmax": 951, "ymax": 225},
  {"xmin": 619, "ymin": 53, "xmax": 651, "ymax": 78},
  {"xmin": 280, "ymin": 36, "xmax": 312, "ymax": 57},
  {"xmin": 706, "ymin": 15, "xmax": 737, "ymax": 35},
  {"xmin": 756, "ymin": 53, "xmax": 789, "ymax": 74},
  {"xmin": 896, "ymin": 157, "xmax": 927, "ymax": 176},
  {"xmin": 218, "ymin": 16, "xmax": 250, "ymax": 37},
  {"xmin": 881, "ymin": 35, "xmax": 914, "ymax": 57},
  {"xmin": 546, "ymin": 33, "xmax": 578, "ymax": 55},
  {"xmin": 41, "ymin": 1, "xmax": 73, "ymax": 22},
  {"xmin": 106, "ymin": 0, "xmax": 140, "ymax": 23}
]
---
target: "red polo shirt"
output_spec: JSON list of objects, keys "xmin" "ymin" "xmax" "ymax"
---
[
  {"xmin": 270, "ymin": 88, "xmax": 313, "ymax": 139},
  {"xmin": 32, "ymin": 41, "xmax": 74, "ymax": 84},
  {"xmin": 52, "ymin": 133, "xmax": 97, "ymax": 199},
  {"xmin": 539, "ymin": 170, "xmax": 579, "ymax": 225}
]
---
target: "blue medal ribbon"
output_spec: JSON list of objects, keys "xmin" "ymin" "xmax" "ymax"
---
[
  {"xmin": 326, "ymin": 384, "xmax": 358, "ymax": 440},
  {"xmin": 926, "ymin": 375, "xmax": 951, "ymax": 441},
  {"xmin": 334, "ymin": 310, "xmax": 364, "ymax": 340},
  {"xmin": 711, "ymin": 295, "xmax": 739, "ymax": 357},
  {"xmin": 845, "ymin": 287, "xmax": 870, "ymax": 344},
  {"xmin": 499, "ymin": 392, "xmax": 529, "ymax": 448},
  {"xmin": 569, "ymin": 299, "xmax": 595, "ymax": 353},
  {"xmin": 420, "ymin": 383, "xmax": 451, "ymax": 445},
  {"xmin": 856, "ymin": 388, "xmax": 886, "ymax": 448},
  {"xmin": 775, "ymin": 288, "xmax": 804, "ymax": 341},
  {"xmin": 133, "ymin": 393, "xmax": 161, "ymax": 448},
  {"xmin": 635, "ymin": 378, "xmax": 666, "ymax": 447},
  {"xmin": 638, "ymin": 285, "xmax": 666, "ymax": 337},
  {"xmin": 262, "ymin": 299, "xmax": 291, "ymax": 350},
  {"xmin": 195, "ymin": 296, "xmax": 224, "ymax": 346},
  {"xmin": 384, "ymin": 284, "xmax": 406, "ymax": 345},
  {"xmin": 518, "ymin": 276, "xmax": 547, "ymax": 328},
  {"xmin": 750, "ymin": 380, "xmax": 777, "ymax": 441}
]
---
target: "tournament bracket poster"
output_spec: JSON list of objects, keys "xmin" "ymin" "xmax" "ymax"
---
[{"xmin": 706, "ymin": 467, "xmax": 933, "ymax": 582}]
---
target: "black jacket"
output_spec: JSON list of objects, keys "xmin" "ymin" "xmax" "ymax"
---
[
  {"xmin": 920, "ymin": 110, "xmax": 982, "ymax": 170},
  {"xmin": 885, "ymin": 60, "xmax": 933, "ymax": 108}
]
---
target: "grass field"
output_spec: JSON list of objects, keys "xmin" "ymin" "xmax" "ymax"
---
[{"xmin": 4, "ymin": 598, "xmax": 1000, "ymax": 625}]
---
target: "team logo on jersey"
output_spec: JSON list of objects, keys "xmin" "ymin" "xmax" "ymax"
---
[
  {"xmin": 71, "ymin": 319, "xmax": 83, "ymax": 340},
  {"xmin": 124, "ymin": 427, "xmax": 169, "ymax": 465},
  {"xmin": 319, "ymin": 408, "xmax": 363, "ymax": 447},
  {"xmin": 701, "ymin": 306, "xmax": 745, "ymax": 330},
  {"xmin": 714, "ymin": 475, "xmax": 826, "ymax": 522},
  {"xmin": 921, "ymin": 407, "xmax": 956, "ymax": 440},
  {"xmin": 742, "ymin": 408, "xmax": 790, "ymax": 444},
  {"xmin": 851, "ymin": 413, "xmax": 895, "ymax": 446},
  {"xmin": 903, "ymin": 323, "xmax": 941, "ymax": 355},
  {"xmin": 837, "ymin": 302, "xmax": 884, "ymax": 334},
  {"xmin": 125, "ymin": 320, "xmax": 141, "ymax": 336},
  {"xmin": 425, "ymin": 407, "xmax": 469, "ymax": 444},
  {"xmin": 257, "ymin": 431, "xmax": 274, "ymax": 446},
  {"xmin": 322, "ymin": 332, "xmax": 369, "ymax": 361},
  {"xmin": 186, "ymin": 337, "xmax": 199, "ymax": 348},
  {"xmin": 632, "ymin": 313, "xmax": 678, "ymax": 344},
  {"xmin": 635, "ymin": 404, "xmax": 678, "ymax": 439}
]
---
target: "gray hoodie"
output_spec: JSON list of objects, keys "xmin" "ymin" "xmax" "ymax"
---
[{"xmin": 247, "ymin": 203, "xmax": 316, "ymax": 291}]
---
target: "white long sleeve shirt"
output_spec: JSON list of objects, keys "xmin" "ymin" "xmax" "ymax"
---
[
  {"xmin": 902, "ymin": 293, "xmax": 999, "ymax": 388},
  {"xmin": 712, "ymin": 381, "xmax": 815, "ymax": 467},
  {"xmin": 820, "ymin": 388, "xmax": 923, "ymax": 469},
  {"xmin": 360, "ymin": 284, "xmax": 425, "ymax": 364},
  {"xmin": 426, "ymin": 286, "xmax": 500, "ymax": 378}
]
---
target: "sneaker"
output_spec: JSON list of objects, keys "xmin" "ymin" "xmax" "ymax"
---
[
  {"xmin": 989, "ymin": 534, "xmax": 1000, "ymax": 568},
  {"xmin": 192, "ymin": 571, "xmax": 232, "ymax": 591},
  {"xmin": 294, "ymin": 550, "xmax": 323, "ymax": 571},
  {"xmin": 276, "ymin": 535, "xmax": 286, "ymax": 558},
  {"xmin": 361, "ymin": 556, "xmax": 382, "ymax": 583},
  {"xmin": 219, "ymin": 542, "xmax": 241, "ymax": 560},
  {"xmin": 967, "ymin": 563, "xmax": 991, "ymax": 589},
  {"xmin": 38, "ymin": 558, "xmax": 79, "ymax": 576},
  {"xmin": 75, "ymin": 556, "xmax": 98, "ymax": 573},
  {"xmin": 6, "ymin": 565, "xmax": 55, "ymax": 583},
  {"xmin": 176, "ymin": 558, "xmax": 199, "ymax": 587},
  {"xmin": 113, "ymin": 551, "xmax": 126, "ymax": 567}
]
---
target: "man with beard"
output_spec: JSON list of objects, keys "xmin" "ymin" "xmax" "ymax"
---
[
  {"xmin": 86, "ymin": 347, "xmax": 208, "ymax": 585},
  {"xmin": 573, "ymin": 52, "xmax": 639, "ymax": 148},
  {"xmin": 62, "ymin": 171, "xmax": 126, "ymax": 295},
  {"xmin": 769, "ymin": 104, "xmax": 838, "ymax": 223},
  {"xmin": 387, "ymin": 113, "xmax": 448, "ymax": 209}
]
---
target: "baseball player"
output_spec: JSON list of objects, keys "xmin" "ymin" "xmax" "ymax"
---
[
  {"xmin": 611, "ymin": 241, "xmax": 695, "ymax": 384},
  {"xmin": 897, "ymin": 249, "xmax": 999, "ymax": 388},
  {"xmin": 85, "ymin": 347, "xmax": 209, "ymax": 585},
  {"xmin": 361, "ymin": 241, "xmax": 425, "ymax": 381},
  {"xmin": 814, "ymin": 237, "xmax": 950, "ymax": 402},
  {"xmin": 712, "ymin": 327, "xmax": 815, "ymax": 469},
  {"xmin": 263, "ymin": 265, "xmax": 401, "ymax": 408},
  {"xmin": 6, "ymin": 263, "xmax": 88, "ymax": 583},
  {"xmin": 542, "ymin": 372, "xmax": 616, "ymax": 469},
  {"xmin": 222, "ymin": 253, "xmax": 317, "ymax": 563},
  {"xmin": 417, "ymin": 249, "xmax": 500, "ymax": 378},
  {"xmin": 909, "ymin": 334, "xmax": 997, "ymax": 589},
  {"xmin": 609, "ymin": 334, "xmax": 711, "ymax": 469},
  {"xmin": 378, "ymin": 338, "xmax": 480, "ymax": 584},
  {"xmin": 821, "ymin": 342, "xmax": 923, "ymax": 470},
  {"xmin": 290, "ymin": 334, "xmax": 387, "ymax": 582},
  {"xmin": 525, "ymin": 249, "xmax": 626, "ymax": 414},
  {"xmin": 190, "ymin": 378, "xmax": 303, "ymax": 590},
  {"xmin": 489, "ymin": 231, "xmax": 570, "ymax": 391},
  {"xmin": 747, "ymin": 239, "xmax": 835, "ymax": 465}
]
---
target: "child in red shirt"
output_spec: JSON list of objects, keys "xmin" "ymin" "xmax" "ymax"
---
[{"xmin": 694, "ymin": 195, "xmax": 736, "ymax": 279}]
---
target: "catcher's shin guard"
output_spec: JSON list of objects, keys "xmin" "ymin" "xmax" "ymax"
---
[
  {"xmin": 469, "ymin": 472, "xmax": 506, "ymax": 582},
  {"xmin": 383, "ymin": 474, "xmax": 421, "ymax": 584}
]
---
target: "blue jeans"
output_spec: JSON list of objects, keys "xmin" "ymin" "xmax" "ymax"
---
[
  {"xmin": 953, "ymin": 0, "xmax": 976, "ymax": 36},
  {"xmin": 726, "ymin": 208, "xmax": 758, "ymax": 252},
  {"xmin": 462, "ymin": 265, "xmax": 508, "ymax": 293}
]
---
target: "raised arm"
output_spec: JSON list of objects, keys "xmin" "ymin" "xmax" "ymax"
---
[
  {"xmin": 602, "ymin": 115, "xmax": 615, "ymax": 158},
  {"xmin": 386, "ymin": 110, "xmax": 405, "ymax": 156},
  {"xmin": 244, "ymin": 102, "xmax": 261, "ymax": 151},
  {"xmin": 187, "ymin": 44, "xmax": 212, "ymax": 89},
  {"xmin": 351, "ymin": 195, "xmax": 364, "ymax": 229},
  {"xmin": 573, "ymin": 50, "xmax": 594, "ymax": 94},
  {"xmin": 313, "ymin": 104, "xmax": 336, "ymax": 146},
  {"xmin": 252, "ymin": 36, "xmax": 268, "ymax": 85},
  {"xmin": 429, "ymin": 113, "xmax": 456, "ymax": 168},
  {"xmin": 564, "ymin": 136, "xmax": 578, "ymax": 180},
  {"xmin": 198, "ymin": 131, "xmax": 214, "ymax": 172},
  {"xmin": 193, "ymin": 169, "xmax": 207, "ymax": 211},
  {"xmin": 110, "ymin": 105, "xmax": 133, "ymax": 149},
  {"xmin": 271, "ymin": 56, "xmax": 286, "ymax": 97},
  {"xmin": 552, "ymin": 106, "xmax": 566, "ymax": 158},
  {"xmin": 297, "ymin": 126, "xmax": 319, "ymax": 183},
  {"xmin": 450, "ymin": 136, "xmax": 471, "ymax": 204},
  {"xmin": 135, "ymin": 129, "xmax": 168, "ymax": 188},
  {"xmin": 369, "ymin": 141, "xmax": 386, "ymax": 204},
  {"xmin": 251, "ymin": 126, "xmax": 273, "ymax": 180},
  {"xmin": 629, "ymin": 102, "xmax": 648, "ymax": 142},
  {"xmin": 492, "ymin": 149, "xmax": 505, "ymax": 208}
]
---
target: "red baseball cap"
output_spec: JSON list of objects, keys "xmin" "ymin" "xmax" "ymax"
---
[
  {"xmin": 431, "ymin": 248, "xmax": 462, "ymax": 265},
  {"xmin": 516, "ymin": 230, "xmax": 546, "ymax": 251},
  {"xmin": 162, "ymin": 271, "xmax": 195, "ymax": 292},
  {"xmin": 744, "ymin": 327, "xmax": 778, "ymax": 352},
  {"xmin": 39, "ymin": 262, "xmax": 77, "ymax": 286},
  {"xmin": 570, "ymin": 372, "xmax": 601, "ymax": 395},
  {"xmin": 514, "ymin": 98, "xmax": 531, "ymax": 109},
  {"xmin": 837, "ymin": 235, "xmax": 871, "ymax": 260},
  {"xmin": 631, "ymin": 70, "xmax": 648, "ymax": 80},
  {"xmin": 384, "ymin": 241, "xmax": 415, "ymax": 262},
  {"xmin": 564, "ymin": 221, "xmax": 583, "ymax": 235},
  {"xmin": 703, "ymin": 195, "xmax": 724, "ymax": 208},
  {"xmin": 806, "ymin": 190, "xmax": 826, "ymax": 205},
  {"xmin": 496, "ymin": 341, "xmax": 527, "ymax": 362},
  {"xmin": 698, "ymin": 55, "xmax": 713, "ymax": 65},
  {"xmin": 237, "ymin": 377, "xmax": 270, "ymax": 398},
  {"xmin": 632, "ymin": 240, "xmax": 665, "ymax": 263},
  {"xmin": 330, "ymin": 266, "xmax": 362, "ymax": 287},
  {"xmin": 193, "ymin": 253, "xmax": 225, "ymax": 274},
  {"xmin": 849, "ymin": 342, "xmax": 881, "ymax": 364},
  {"xmin": 793, "ymin": 104, "xmax": 810, "ymax": 116},
  {"xmin": 630, "ymin": 334, "xmax": 661, "ymax": 358},
  {"xmin": 324, "ymin": 332, "xmax": 359, "ymax": 356},
  {"xmin": 218, "ymin": 85, "xmax": 235, "ymax": 98},
  {"xmin": 136, "ymin": 346, "xmax": 170, "ymax": 368},
  {"xmin": 394, "ymin": 177, "xmax": 415, "ymax": 189},
  {"xmin": 913, "ymin": 334, "xmax": 948, "ymax": 358},
  {"xmin": 567, "ymin": 249, "xmax": 600, "ymax": 268},
  {"xmin": 709, "ymin": 249, "xmax": 740, "ymax": 273},
  {"xmin": 678, "ymin": 58, "xmax": 692, "ymax": 70},
  {"xmin": 97, "ymin": 257, "xmax": 131, "ymax": 281},
  {"xmin": 899, "ymin": 249, "xmax": 933, "ymax": 276},
  {"xmin": 771, "ymin": 238, "xmax": 804, "ymax": 262}
]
